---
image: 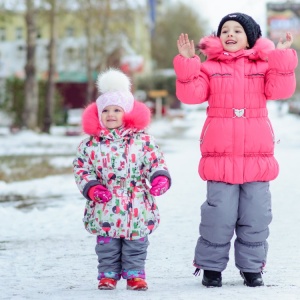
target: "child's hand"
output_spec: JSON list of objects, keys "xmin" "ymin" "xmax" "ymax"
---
[
  {"xmin": 88, "ymin": 185, "xmax": 112, "ymax": 203},
  {"xmin": 150, "ymin": 176, "xmax": 170, "ymax": 196},
  {"xmin": 177, "ymin": 33, "xmax": 195, "ymax": 58},
  {"xmin": 277, "ymin": 32, "xmax": 293, "ymax": 49}
]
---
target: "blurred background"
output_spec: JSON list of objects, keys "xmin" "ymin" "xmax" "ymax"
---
[
  {"xmin": 1, "ymin": 0, "xmax": 300, "ymax": 131},
  {"xmin": 0, "ymin": 0, "xmax": 300, "ymax": 184}
]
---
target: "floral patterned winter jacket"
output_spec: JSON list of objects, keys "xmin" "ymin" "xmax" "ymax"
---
[
  {"xmin": 174, "ymin": 37, "xmax": 298, "ymax": 184},
  {"xmin": 73, "ymin": 101, "xmax": 171, "ymax": 240}
]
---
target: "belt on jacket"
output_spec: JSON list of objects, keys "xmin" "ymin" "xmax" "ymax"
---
[{"xmin": 206, "ymin": 107, "xmax": 268, "ymax": 118}]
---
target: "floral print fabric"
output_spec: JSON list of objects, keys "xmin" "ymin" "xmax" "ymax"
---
[{"xmin": 73, "ymin": 127, "xmax": 170, "ymax": 240}]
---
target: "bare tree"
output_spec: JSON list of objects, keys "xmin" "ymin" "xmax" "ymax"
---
[
  {"xmin": 24, "ymin": 0, "xmax": 38, "ymax": 130},
  {"xmin": 76, "ymin": 0, "xmax": 139, "ymax": 105},
  {"xmin": 42, "ymin": 0, "xmax": 57, "ymax": 133},
  {"xmin": 81, "ymin": 0, "xmax": 94, "ymax": 104},
  {"xmin": 151, "ymin": 3, "xmax": 207, "ymax": 68},
  {"xmin": 76, "ymin": 0, "xmax": 112, "ymax": 105}
]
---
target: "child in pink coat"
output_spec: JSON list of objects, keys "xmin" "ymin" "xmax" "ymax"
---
[{"xmin": 173, "ymin": 13, "xmax": 297, "ymax": 287}]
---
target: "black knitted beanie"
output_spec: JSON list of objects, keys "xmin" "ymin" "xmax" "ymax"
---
[{"xmin": 217, "ymin": 13, "xmax": 262, "ymax": 48}]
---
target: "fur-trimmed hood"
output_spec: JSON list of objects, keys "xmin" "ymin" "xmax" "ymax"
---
[
  {"xmin": 81, "ymin": 100, "xmax": 151, "ymax": 136},
  {"xmin": 198, "ymin": 36, "xmax": 275, "ymax": 61}
]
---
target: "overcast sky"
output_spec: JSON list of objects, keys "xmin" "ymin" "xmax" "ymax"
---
[{"xmin": 176, "ymin": 0, "xmax": 300, "ymax": 36}]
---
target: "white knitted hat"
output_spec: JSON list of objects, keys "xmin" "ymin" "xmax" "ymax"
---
[{"xmin": 95, "ymin": 68, "xmax": 134, "ymax": 118}]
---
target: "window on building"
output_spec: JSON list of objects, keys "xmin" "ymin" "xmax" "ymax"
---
[
  {"xmin": 63, "ymin": 47, "xmax": 77, "ymax": 68},
  {"xmin": 65, "ymin": 27, "xmax": 74, "ymax": 37},
  {"xmin": 0, "ymin": 27, "xmax": 6, "ymax": 41},
  {"xmin": 15, "ymin": 27, "xmax": 23, "ymax": 40},
  {"xmin": 17, "ymin": 45, "xmax": 25, "ymax": 59},
  {"xmin": 67, "ymin": 48, "xmax": 76, "ymax": 59},
  {"xmin": 79, "ymin": 48, "xmax": 85, "ymax": 67},
  {"xmin": 37, "ymin": 28, "xmax": 42, "ymax": 39}
]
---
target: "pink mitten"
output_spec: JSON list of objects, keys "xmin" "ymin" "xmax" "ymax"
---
[
  {"xmin": 88, "ymin": 185, "xmax": 112, "ymax": 203},
  {"xmin": 150, "ymin": 176, "xmax": 170, "ymax": 196}
]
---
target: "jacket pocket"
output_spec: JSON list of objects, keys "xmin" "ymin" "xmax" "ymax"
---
[
  {"xmin": 266, "ymin": 120, "xmax": 275, "ymax": 144},
  {"xmin": 200, "ymin": 120, "xmax": 211, "ymax": 145}
]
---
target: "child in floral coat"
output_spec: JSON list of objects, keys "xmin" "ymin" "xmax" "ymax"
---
[{"xmin": 73, "ymin": 68, "xmax": 171, "ymax": 291}]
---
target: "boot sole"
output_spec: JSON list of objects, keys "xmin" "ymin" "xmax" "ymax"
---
[
  {"xmin": 202, "ymin": 278, "xmax": 222, "ymax": 288},
  {"xmin": 127, "ymin": 286, "xmax": 148, "ymax": 291},
  {"xmin": 98, "ymin": 286, "xmax": 116, "ymax": 290},
  {"xmin": 202, "ymin": 281, "xmax": 222, "ymax": 288},
  {"xmin": 243, "ymin": 280, "xmax": 264, "ymax": 287},
  {"xmin": 98, "ymin": 283, "xmax": 116, "ymax": 290}
]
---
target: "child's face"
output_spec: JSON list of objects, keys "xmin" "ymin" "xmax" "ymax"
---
[
  {"xmin": 101, "ymin": 105, "xmax": 124, "ymax": 129},
  {"xmin": 219, "ymin": 20, "xmax": 249, "ymax": 52}
]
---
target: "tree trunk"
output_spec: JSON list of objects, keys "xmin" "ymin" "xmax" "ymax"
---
[
  {"xmin": 85, "ymin": 0, "xmax": 94, "ymax": 105},
  {"xmin": 43, "ymin": 0, "xmax": 57, "ymax": 133},
  {"xmin": 24, "ymin": 0, "xmax": 38, "ymax": 130}
]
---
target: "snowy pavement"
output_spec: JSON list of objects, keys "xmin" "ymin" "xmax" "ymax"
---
[{"xmin": 1, "ymin": 102, "xmax": 300, "ymax": 300}]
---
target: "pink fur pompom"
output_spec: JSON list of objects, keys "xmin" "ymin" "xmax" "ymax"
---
[
  {"xmin": 123, "ymin": 101, "xmax": 151, "ymax": 130},
  {"xmin": 82, "ymin": 103, "xmax": 102, "ymax": 136},
  {"xmin": 251, "ymin": 38, "xmax": 275, "ymax": 61},
  {"xmin": 198, "ymin": 35, "xmax": 223, "ymax": 59}
]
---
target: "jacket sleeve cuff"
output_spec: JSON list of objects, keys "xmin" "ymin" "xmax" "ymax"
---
[
  {"xmin": 173, "ymin": 54, "xmax": 201, "ymax": 82},
  {"xmin": 150, "ymin": 171, "xmax": 172, "ymax": 187},
  {"xmin": 83, "ymin": 180, "xmax": 100, "ymax": 200},
  {"xmin": 268, "ymin": 49, "xmax": 298, "ymax": 71}
]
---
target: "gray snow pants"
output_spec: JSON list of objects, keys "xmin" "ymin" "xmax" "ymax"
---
[
  {"xmin": 95, "ymin": 236, "xmax": 149, "ymax": 280},
  {"xmin": 194, "ymin": 181, "xmax": 272, "ymax": 273}
]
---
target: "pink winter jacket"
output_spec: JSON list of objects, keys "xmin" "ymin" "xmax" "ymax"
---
[{"xmin": 173, "ymin": 37, "xmax": 298, "ymax": 184}]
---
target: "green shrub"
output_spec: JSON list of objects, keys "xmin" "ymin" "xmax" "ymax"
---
[{"xmin": 1, "ymin": 77, "xmax": 64, "ymax": 129}]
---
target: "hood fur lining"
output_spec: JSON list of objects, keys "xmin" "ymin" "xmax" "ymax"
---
[
  {"xmin": 81, "ymin": 100, "xmax": 151, "ymax": 136},
  {"xmin": 198, "ymin": 36, "xmax": 275, "ymax": 61}
]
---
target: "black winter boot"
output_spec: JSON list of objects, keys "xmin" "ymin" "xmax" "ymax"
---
[
  {"xmin": 240, "ymin": 271, "xmax": 264, "ymax": 287},
  {"xmin": 202, "ymin": 270, "xmax": 222, "ymax": 287}
]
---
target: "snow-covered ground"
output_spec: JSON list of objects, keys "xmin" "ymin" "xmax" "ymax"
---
[{"xmin": 1, "ymin": 102, "xmax": 300, "ymax": 300}]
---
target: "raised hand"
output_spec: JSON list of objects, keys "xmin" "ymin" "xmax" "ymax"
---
[
  {"xmin": 177, "ymin": 33, "xmax": 195, "ymax": 58},
  {"xmin": 277, "ymin": 32, "xmax": 293, "ymax": 49}
]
